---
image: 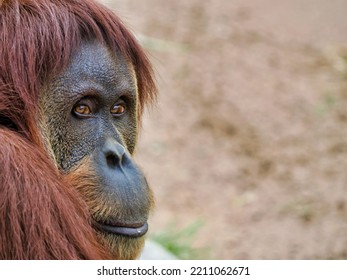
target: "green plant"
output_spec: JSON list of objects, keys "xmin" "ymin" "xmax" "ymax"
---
[
  {"xmin": 342, "ymin": 54, "xmax": 347, "ymax": 79},
  {"xmin": 151, "ymin": 219, "xmax": 209, "ymax": 259},
  {"xmin": 315, "ymin": 93, "xmax": 337, "ymax": 116}
]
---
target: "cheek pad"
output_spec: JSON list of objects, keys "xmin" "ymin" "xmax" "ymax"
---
[{"xmin": 52, "ymin": 118, "xmax": 102, "ymax": 171}]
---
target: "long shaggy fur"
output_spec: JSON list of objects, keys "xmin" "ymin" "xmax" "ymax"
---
[
  {"xmin": 0, "ymin": 0, "xmax": 156, "ymax": 259},
  {"xmin": 0, "ymin": 129, "xmax": 109, "ymax": 259}
]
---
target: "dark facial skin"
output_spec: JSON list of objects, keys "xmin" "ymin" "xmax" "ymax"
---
[{"xmin": 39, "ymin": 41, "xmax": 152, "ymax": 258}]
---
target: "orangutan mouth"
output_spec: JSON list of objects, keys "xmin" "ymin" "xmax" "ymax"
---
[{"xmin": 94, "ymin": 221, "xmax": 148, "ymax": 238}]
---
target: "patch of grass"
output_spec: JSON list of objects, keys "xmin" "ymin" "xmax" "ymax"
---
[
  {"xmin": 151, "ymin": 220, "xmax": 209, "ymax": 259},
  {"xmin": 280, "ymin": 199, "xmax": 317, "ymax": 223},
  {"xmin": 342, "ymin": 54, "xmax": 347, "ymax": 79},
  {"xmin": 315, "ymin": 93, "xmax": 337, "ymax": 116}
]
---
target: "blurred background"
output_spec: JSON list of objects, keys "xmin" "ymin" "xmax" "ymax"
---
[{"xmin": 99, "ymin": 0, "xmax": 347, "ymax": 259}]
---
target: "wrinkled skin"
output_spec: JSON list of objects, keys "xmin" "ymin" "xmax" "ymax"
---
[{"xmin": 39, "ymin": 41, "xmax": 153, "ymax": 259}]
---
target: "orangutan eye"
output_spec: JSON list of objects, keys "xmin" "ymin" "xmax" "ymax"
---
[
  {"xmin": 73, "ymin": 104, "xmax": 92, "ymax": 117},
  {"xmin": 110, "ymin": 101, "xmax": 126, "ymax": 116}
]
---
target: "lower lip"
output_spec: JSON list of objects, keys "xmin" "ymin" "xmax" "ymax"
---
[{"xmin": 94, "ymin": 222, "xmax": 148, "ymax": 238}]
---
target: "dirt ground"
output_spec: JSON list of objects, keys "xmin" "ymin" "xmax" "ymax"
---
[{"xmin": 101, "ymin": 0, "xmax": 347, "ymax": 259}]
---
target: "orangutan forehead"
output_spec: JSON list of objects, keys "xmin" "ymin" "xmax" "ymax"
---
[
  {"xmin": 58, "ymin": 41, "xmax": 136, "ymax": 92},
  {"xmin": 42, "ymin": 41, "xmax": 137, "ymax": 101}
]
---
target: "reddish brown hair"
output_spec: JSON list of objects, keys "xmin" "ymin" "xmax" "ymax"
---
[
  {"xmin": 0, "ymin": 0, "xmax": 156, "ymax": 259},
  {"xmin": 0, "ymin": 129, "xmax": 109, "ymax": 259}
]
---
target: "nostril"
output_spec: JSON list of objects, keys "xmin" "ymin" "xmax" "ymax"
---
[
  {"xmin": 106, "ymin": 153, "xmax": 119, "ymax": 169},
  {"xmin": 102, "ymin": 139, "xmax": 127, "ymax": 168}
]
